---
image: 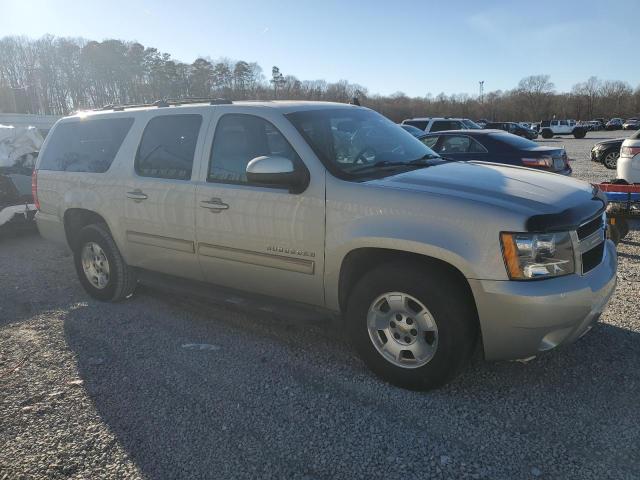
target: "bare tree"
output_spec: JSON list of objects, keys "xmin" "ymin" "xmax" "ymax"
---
[
  {"xmin": 1, "ymin": 35, "xmax": 639, "ymax": 122},
  {"xmin": 270, "ymin": 66, "xmax": 285, "ymax": 99},
  {"xmin": 517, "ymin": 75, "xmax": 555, "ymax": 119}
]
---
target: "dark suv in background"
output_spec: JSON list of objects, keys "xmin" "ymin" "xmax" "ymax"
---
[{"xmin": 484, "ymin": 122, "xmax": 538, "ymax": 140}]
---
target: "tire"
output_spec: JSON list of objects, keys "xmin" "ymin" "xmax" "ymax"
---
[
  {"xmin": 541, "ymin": 129, "xmax": 553, "ymax": 139},
  {"xmin": 618, "ymin": 218, "xmax": 630, "ymax": 241},
  {"xmin": 346, "ymin": 261, "xmax": 478, "ymax": 391},
  {"xmin": 573, "ymin": 128, "xmax": 586, "ymax": 139},
  {"xmin": 603, "ymin": 151, "xmax": 619, "ymax": 170},
  {"xmin": 73, "ymin": 223, "xmax": 137, "ymax": 301},
  {"xmin": 607, "ymin": 223, "xmax": 621, "ymax": 245}
]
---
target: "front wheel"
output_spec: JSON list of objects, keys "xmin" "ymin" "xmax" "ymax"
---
[
  {"xmin": 603, "ymin": 151, "xmax": 619, "ymax": 169},
  {"xmin": 573, "ymin": 128, "xmax": 586, "ymax": 139},
  {"xmin": 541, "ymin": 129, "xmax": 553, "ymax": 139},
  {"xmin": 73, "ymin": 223, "xmax": 137, "ymax": 301},
  {"xmin": 346, "ymin": 262, "xmax": 478, "ymax": 390}
]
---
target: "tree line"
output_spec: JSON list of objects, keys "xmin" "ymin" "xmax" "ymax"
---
[{"xmin": 1, "ymin": 35, "xmax": 639, "ymax": 123}]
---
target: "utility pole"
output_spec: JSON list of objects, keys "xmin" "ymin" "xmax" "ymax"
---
[{"xmin": 479, "ymin": 80, "xmax": 484, "ymax": 104}]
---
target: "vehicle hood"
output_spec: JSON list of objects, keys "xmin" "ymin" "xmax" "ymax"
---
[
  {"xmin": 367, "ymin": 161, "xmax": 604, "ymax": 229},
  {"xmin": 594, "ymin": 138, "xmax": 625, "ymax": 147}
]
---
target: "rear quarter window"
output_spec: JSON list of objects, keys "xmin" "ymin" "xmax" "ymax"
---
[{"xmin": 39, "ymin": 118, "xmax": 134, "ymax": 172}]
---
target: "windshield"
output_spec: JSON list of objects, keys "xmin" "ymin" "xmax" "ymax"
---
[
  {"xmin": 488, "ymin": 131, "xmax": 538, "ymax": 149},
  {"xmin": 462, "ymin": 119, "xmax": 482, "ymax": 129},
  {"xmin": 286, "ymin": 108, "xmax": 441, "ymax": 179}
]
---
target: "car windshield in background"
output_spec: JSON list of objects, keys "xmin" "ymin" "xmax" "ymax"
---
[
  {"xmin": 462, "ymin": 119, "xmax": 482, "ymax": 129},
  {"xmin": 488, "ymin": 132, "xmax": 538, "ymax": 149},
  {"xmin": 286, "ymin": 108, "xmax": 441, "ymax": 179}
]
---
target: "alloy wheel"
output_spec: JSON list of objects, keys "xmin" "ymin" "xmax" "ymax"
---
[{"xmin": 366, "ymin": 292, "xmax": 439, "ymax": 369}]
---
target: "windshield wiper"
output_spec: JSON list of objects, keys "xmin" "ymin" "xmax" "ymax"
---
[
  {"xmin": 350, "ymin": 154, "xmax": 442, "ymax": 173},
  {"xmin": 408, "ymin": 153, "xmax": 441, "ymax": 164}
]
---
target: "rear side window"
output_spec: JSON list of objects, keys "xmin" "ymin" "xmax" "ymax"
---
[
  {"xmin": 39, "ymin": 118, "xmax": 133, "ymax": 172},
  {"xmin": 440, "ymin": 136, "xmax": 471, "ymax": 153},
  {"xmin": 135, "ymin": 114, "xmax": 202, "ymax": 180}
]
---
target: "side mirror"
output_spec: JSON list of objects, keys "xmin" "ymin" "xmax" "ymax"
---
[{"xmin": 246, "ymin": 155, "xmax": 309, "ymax": 194}]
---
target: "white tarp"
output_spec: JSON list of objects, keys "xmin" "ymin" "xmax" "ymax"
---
[{"xmin": 0, "ymin": 124, "xmax": 44, "ymax": 168}]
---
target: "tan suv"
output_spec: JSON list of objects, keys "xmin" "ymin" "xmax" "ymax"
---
[{"xmin": 35, "ymin": 100, "xmax": 617, "ymax": 390}]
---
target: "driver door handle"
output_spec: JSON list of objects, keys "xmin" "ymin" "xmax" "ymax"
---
[
  {"xmin": 126, "ymin": 190, "xmax": 148, "ymax": 201},
  {"xmin": 200, "ymin": 198, "xmax": 229, "ymax": 212}
]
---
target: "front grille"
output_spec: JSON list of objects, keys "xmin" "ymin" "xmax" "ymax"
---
[
  {"xmin": 582, "ymin": 242, "xmax": 605, "ymax": 274},
  {"xmin": 577, "ymin": 214, "xmax": 604, "ymax": 240}
]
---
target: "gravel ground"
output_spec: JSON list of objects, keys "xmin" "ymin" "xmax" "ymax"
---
[{"xmin": 1, "ymin": 130, "xmax": 639, "ymax": 480}]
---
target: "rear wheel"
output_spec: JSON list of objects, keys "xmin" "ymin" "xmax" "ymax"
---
[
  {"xmin": 608, "ymin": 224, "xmax": 620, "ymax": 245},
  {"xmin": 541, "ymin": 129, "xmax": 553, "ymax": 139},
  {"xmin": 603, "ymin": 151, "xmax": 619, "ymax": 170},
  {"xmin": 618, "ymin": 218, "xmax": 630, "ymax": 241},
  {"xmin": 346, "ymin": 261, "xmax": 477, "ymax": 390},
  {"xmin": 573, "ymin": 128, "xmax": 586, "ymax": 139},
  {"xmin": 73, "ymin": 223, "xmax": 137, "ymax": 301}
]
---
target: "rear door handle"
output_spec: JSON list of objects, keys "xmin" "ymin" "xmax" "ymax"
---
[
  {"xmin": 126, "ymin": 190, "xmax": 148, "ymax": 201},
  {"xmin": 200, "ymin": 198, "xmax": 229, "ymax": 212}
]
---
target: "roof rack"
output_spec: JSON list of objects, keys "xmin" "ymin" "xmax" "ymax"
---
[{"xmin": 95, "ymin": 97, "xmax": 233, "ymax": 112}]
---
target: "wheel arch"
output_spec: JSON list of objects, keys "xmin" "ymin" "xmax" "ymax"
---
[
  {"xmin": 337, "ymin": 247, "xmax": 477, "ymax": 315},
  {"xmin": 63, "ymin": 208, "xmax": 112, "ymax": 252}
]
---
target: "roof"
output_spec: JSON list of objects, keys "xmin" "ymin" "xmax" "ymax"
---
[
  {"xmin": 69, "ymin": 100, "xmax": 358, "ymax": 119},
  {"xmin": 404, "ymin": 117, "xmax": 468, "ymax": 121},
  {"xmin": 420, "ymin": 129, "xmax": 505, "ymax": 136}
]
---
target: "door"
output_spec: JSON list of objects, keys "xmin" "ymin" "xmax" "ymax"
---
[
  {"xmin": 194, "ymin": 112, "xmax": 326, "ymax": 306},
  {"xmin": 122, "ymin": 112, "xmax": 207, "ymax": 280}
]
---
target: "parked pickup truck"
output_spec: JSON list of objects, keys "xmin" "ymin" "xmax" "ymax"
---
[
  {"xmin": 35, "ymin": 101, "xmax": 617, "ymax": 390},
  {"xmin": 540, "ymin": 120, "xmax": 587, "ymax": 139}
]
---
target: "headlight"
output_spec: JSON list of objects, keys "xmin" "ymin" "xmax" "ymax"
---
[{"xmin": 500, "ymin": 232, "xmax": 575, "ymax": 280}]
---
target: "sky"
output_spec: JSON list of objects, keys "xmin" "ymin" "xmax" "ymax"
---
[{"xmin": 1, "ymin": 0, "xmax": 638, "ymax": 97}]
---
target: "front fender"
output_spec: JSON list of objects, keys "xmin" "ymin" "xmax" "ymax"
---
[{"xmin": 323, "ymin": 183, "xmax": 519, "ymax": 311}]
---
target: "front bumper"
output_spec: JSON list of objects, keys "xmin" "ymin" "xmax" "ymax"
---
[
  {"xmin": 469, "ymin": 239, "xmax": 617, "ymax": 361},
  {"xmin": 617, "ymin": 155, "xmax": 640, "ymax": 183}
]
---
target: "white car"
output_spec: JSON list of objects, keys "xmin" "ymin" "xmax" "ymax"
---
[
  {"xmin": 623, "ymin": 119, "xmax": 640, "ymax": 131},
  {"xmin": 540, "ymin": 120, "xmax": 587, "ymax": 139},
  {"xmin": 401, "ymin": 117, "xmax": 482, "ymax": 133},
  {"xmin": 618, "ymin": 130, "xmax": 640, "ymax": 183}
]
